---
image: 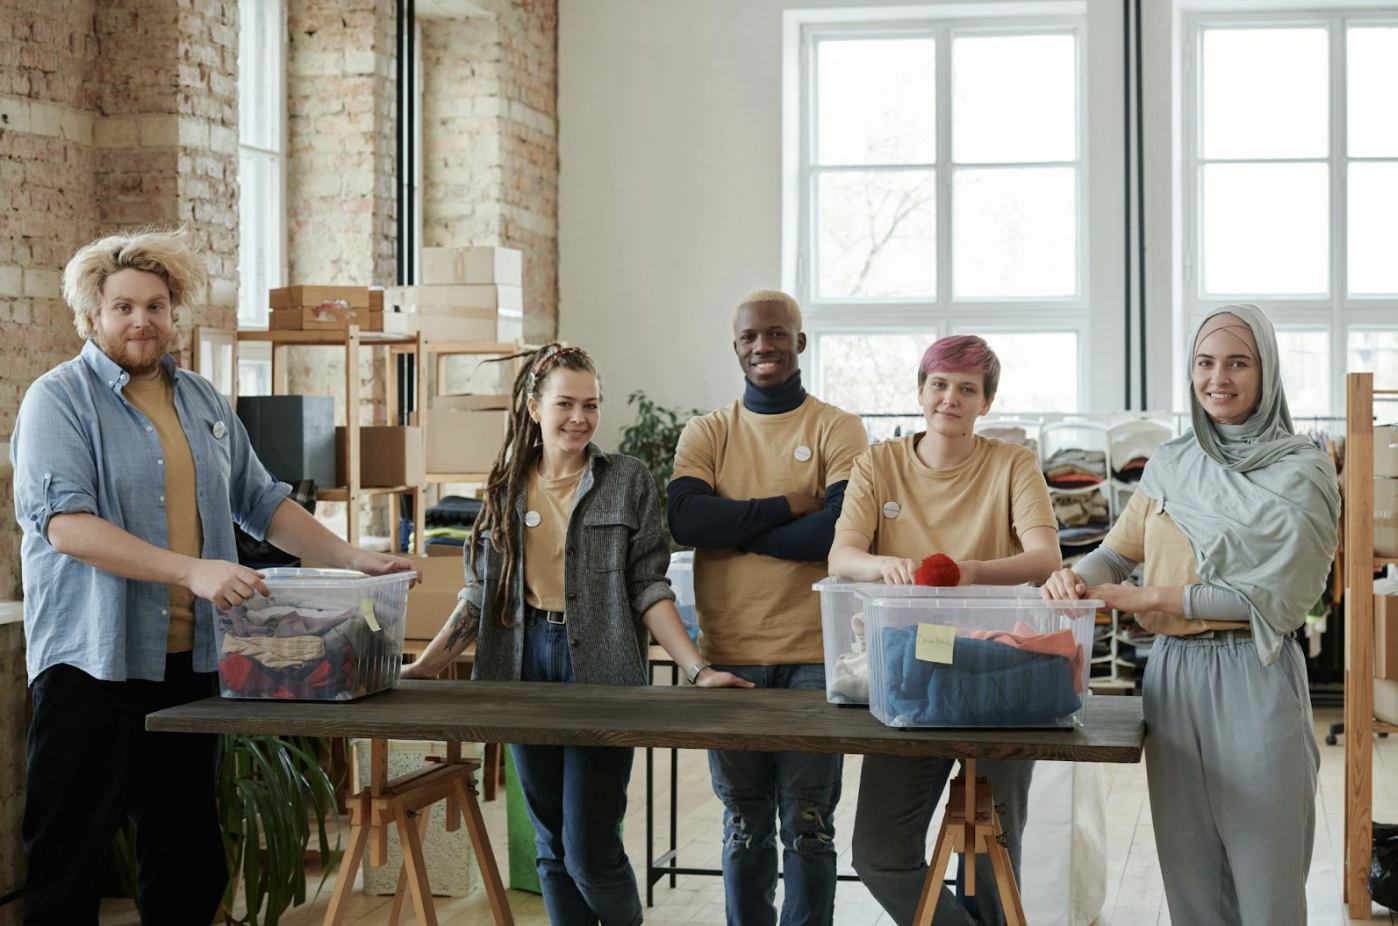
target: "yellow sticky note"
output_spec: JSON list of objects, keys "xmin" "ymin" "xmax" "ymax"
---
[
  {"xmin": 915, "ymin": 623, "xmax": 956, "ymax": 664},
  {"xmin": 360, "ymin": 598, "xmax": 381, "ymax": 633}
]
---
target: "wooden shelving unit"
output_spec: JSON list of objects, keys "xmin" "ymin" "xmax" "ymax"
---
[
  {"xmin": 236, "ymin": 326, "xmax": 427, "ymax": 553},
  {"xmin": 1343, "ymin": 372, "xmax": 1398, "ymax": 916}
]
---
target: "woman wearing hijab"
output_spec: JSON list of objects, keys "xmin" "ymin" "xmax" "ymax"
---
[{"xmin": 1042, "ymin": 304, "xmax": 1339, "ymax": 926}]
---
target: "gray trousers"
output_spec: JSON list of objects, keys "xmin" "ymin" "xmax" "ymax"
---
[
  {"xmin": 852, "ymin": 755, "xmax": 1035, "ymax": 926},
  {"xmin": 1145, "ymin": 633, "xmax": 1319, "ymax": 926}
]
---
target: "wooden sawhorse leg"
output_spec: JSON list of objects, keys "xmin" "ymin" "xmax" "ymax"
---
[
  {"xmin": 913, "ymin": 758, "xmax": 1028, "ymax": 926},
  {"xmin": 322, "ymin": 746, "xmax": 514, "ymax": 926}
]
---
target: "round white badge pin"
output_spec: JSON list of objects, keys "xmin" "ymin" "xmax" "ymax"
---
[
  {"xmin": 794, "ymin": 445, "xmax": 812, "ymax": 462},
  {"xmin": 524, "ymin": 511, "xmax": 542, "ymax": 528},
  {"xmin": 883, "ymin": 501, "xmax": 901, "ymax": 519},
  {"xmin": 212, "ymin": 421, "xmax": 227, "ymax": 439}
]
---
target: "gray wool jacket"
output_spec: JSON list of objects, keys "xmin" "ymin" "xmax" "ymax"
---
[{"xmin": 468, "ymin": 445, "xmax": 676, "ymax": 686}]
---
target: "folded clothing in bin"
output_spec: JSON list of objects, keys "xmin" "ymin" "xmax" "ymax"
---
[
  {"xmin": 880, "ymin": 627, "xmax": 1082, "ymax": 726},
  {"xmin": 218, "ymin": 604, "xmax": 381, "ymax": 699}
]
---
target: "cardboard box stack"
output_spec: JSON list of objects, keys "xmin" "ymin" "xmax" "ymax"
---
[
  {"xmin": 425, "ymin": 394, "xmax": 511, "ymax": 476},
  {"xmin": 269, "ymin": 286, "xmax": 382, "ymax": 331},
  {"xmin": 384, "ymin": 246, "xmax": 524, "ymax": 342}
]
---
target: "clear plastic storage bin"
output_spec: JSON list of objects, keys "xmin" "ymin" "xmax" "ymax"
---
[
  {"xmin": 214, "ymin": 568, "xmax": 412, "ymax": 700},
  {"xmin": 813, "ymin": 579, "xmax": 1044, "ymax": 705},
  {"xmin": 858, "ymin": 591, "xmax": 1100, "ymax": 728},
  {"xmin": 667, "ymin": 551, "xmax": 698, "ymax": 640}
]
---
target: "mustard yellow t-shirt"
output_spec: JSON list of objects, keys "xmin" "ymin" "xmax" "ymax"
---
[
  {"xmin": 671, "ymin": 395, "xmax": 868, "ymax": 664},
  {"xmin": 834, "ymin": 433, "xmax": 1057, "ymax": 562},
  {"xmin": 122, "ymin": 372, "xmax": 203, "ymax": 653},
  {"xmin": 523, "ymin": 465, "xmax": 582, "ymax": 612},
  {"xmin": 1102, "ymin": 490, "xmax": 1249, "ymax": 636}
]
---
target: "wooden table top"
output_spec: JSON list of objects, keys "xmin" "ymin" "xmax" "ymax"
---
[{"xmin": 148, "ymin": 681, "xmax": 1144, "ymax": 763}]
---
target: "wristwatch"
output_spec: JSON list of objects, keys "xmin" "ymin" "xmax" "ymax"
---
[{"xmin": 686, "ymin": 659, "xmax": 712, "ymax": 684}]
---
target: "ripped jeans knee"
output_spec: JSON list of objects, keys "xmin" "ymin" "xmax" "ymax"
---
[
  {"xmin": 718, "ymin": 795, "xmax": 776, "ymax": 852},
  {"xmin": 781, "ymin": 799, "xmax": 837, "ymax": 855}
]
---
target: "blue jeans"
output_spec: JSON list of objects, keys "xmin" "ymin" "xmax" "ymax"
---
[
  {"xmin": 707, "ymin": 663, "xmax": 842, "ymax": 926},
  {"xmin": 510, "ymin": 608, "xmax": 642, "ymax": 926}
]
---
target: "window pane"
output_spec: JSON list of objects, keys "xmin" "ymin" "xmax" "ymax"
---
[
  {"xmin": 1201, "ymin": 28, "xmax": 1327, "ymax": 160},
  {"xmin": 816, "ymin": 169, "xmax": 936, "ymax": 298},
  {"xmin": 238, "ymin": 0, "xmax": 276, "ymax": 151},
  {"xmin": 1201, "ymin": 163, "xmax": 1328, "ymax": 295},
  {"xmin": 238, "ymin": 150, "xmax": 275, "ymax": 327},
  {"xmin": 1348, "ymin": 27, "xmax": 1398, "ymax": 158},
  {"xmin": 953, "ymin": 33, "xmax": 1076, "ymax": 164},
  {"xmin": 817, "ymin": 38, "xmax": 936, "ymax": 166},
  {"xmin": 952, "ymin": 167, "xmax": 1076, "ymax": 298},
  {"xmin": 1349, "ymin": 162, "xmax": 1398, "ymax": 296},
  {"xmin": 1274, "ymin": 330, "xmax": 1330, "ymax": 419},
  {"xmin": 1349, "ymin": 329, "xmax": 1398, "ymax": 392},
  {"xmin": 818, "ymin": 333, "xmax": 932, "ymax": 422},
  {"xmin": 953, "ymin": 330, "xmax": 1079, "ymax": 413}
]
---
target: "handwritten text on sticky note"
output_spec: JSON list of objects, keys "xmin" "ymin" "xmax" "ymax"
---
[{"xmin": 915, "ymin": 623, "xmax": 956, "ymax": 664}]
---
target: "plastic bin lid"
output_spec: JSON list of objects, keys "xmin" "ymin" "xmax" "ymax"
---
[
  {"xmin": 258, "ymin": 567, "xmax": 414, "ymax": 588},
  {"xmin": 857, "ymin": 592, "xmax": 1104, "ymax": 612},
  {"xmin": 844, "ymin": 583, "xmax": 1044, "ymax": 599},
  {"xmin": 811, "ymin": 576, "xmax": 864, "ymax": 591}
]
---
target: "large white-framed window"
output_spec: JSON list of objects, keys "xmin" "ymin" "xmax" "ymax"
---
[
  {"xmin": 795, "ymin": 12, "xmax": 1088, "ymax": 416},
  {"xmin": 237, "ymin": 0, "xmax": 286, "ymax": 332},
  {"xmin": 1184, "ymin": 13, "xmax": 1398, "ymax": 419}
]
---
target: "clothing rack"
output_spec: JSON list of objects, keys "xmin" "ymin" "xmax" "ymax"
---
[{"xmin": 1343, "ymin": 372, "xmax": 1398, "ymax": 916}]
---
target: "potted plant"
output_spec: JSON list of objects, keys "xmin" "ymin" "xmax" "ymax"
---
[
  {"xmin": 617, "ymin": 391, "xmax": 705, "ymax": 543},
  {"xmin": 216, "ymin": 734, "xmax": 341, "ymax": 926}
]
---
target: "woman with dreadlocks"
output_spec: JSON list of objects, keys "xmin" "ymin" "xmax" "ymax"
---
[{"xmin": 404, "ymin": 343, "xmax": 750, "ymax": 926}]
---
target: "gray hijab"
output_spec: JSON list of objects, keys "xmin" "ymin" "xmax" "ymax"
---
[{"xmin": 1139, "ymin": 303, "xmax": 1341, "ymax": 667}]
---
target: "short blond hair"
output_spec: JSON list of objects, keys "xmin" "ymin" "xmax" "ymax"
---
[
  {"xmin": 62, "ymin": 227, "xmax": 206, "ymax": 339},
  {"xmin": 733, "ymin": 288, "xmax": 802, "ymax": 331}
]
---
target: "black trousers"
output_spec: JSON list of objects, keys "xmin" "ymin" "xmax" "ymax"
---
[{"xmin": 22, "ymin": 652, "xmax": 227, "ymax": 926}]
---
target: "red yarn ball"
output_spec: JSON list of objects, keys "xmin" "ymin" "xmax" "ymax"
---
[{"xmin": 914, "ymin": 553, "xmax": 961, "ymax": 587}]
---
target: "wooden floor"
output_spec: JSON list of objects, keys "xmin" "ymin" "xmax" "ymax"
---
[{"xmin": 98, "ymin": 705, "xmax": 1398, "ymax": 925}]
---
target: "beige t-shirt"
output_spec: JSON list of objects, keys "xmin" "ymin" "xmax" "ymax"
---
[
  {"xmin": 1102, "ymin": 490, "xmax": 1250, "ymax": 636},
  {"xmin": 835, "ymin": 433, "xmax": 1057, "ymax": 562},
  {"xmin": 671, "ymin": 395, "xmax": 868, "ymax": 664},
  {"xmin": 523, "ymin": 465, "xmax": 582, "ymax": 613},
  {"xmin": 123, "ymin": 372, "xmax": 203, "ymax": 653}
]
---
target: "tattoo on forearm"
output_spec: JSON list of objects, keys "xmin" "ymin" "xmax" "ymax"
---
[{"xmin": 445, "ymin": 601, "xmax": 481, "ymax": 651}]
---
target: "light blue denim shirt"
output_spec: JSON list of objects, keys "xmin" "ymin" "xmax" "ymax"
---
[{"xmin": 11, "ymin": 340, "xmax": 291, "ymax": 684}]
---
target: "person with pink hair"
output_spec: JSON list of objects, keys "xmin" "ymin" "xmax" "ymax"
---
[{"xmin": 829, "ymin": 334, "xmax": 1060, "ymax": 926}]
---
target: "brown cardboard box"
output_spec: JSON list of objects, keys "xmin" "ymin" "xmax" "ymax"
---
[
  {"xmin": 1378, "ymin": 477, "xmax": 1398, "ymax": 558},
  {"xmin": 421, "ymin": 247, "xmax": 524, "ymax": 286},
  {"xmin": 1377, "ymin": 426, "xmax": 1398, "ymax": 478},
  {"xmin": 427, "ymin": 543, "xmax": 463, "ymax": 557},
  {"xmin": 405, "ymin": 555, "xmax": 467, "ymax": 641},
  {"xmin": 1375, "ymin": 593, "xmax": 1398, "ymax": 679},
  {"xmin": 269, "ymin": 285, "xmax": 371, "ymax": 309},
  {"xmin": 269, "ymin": 307, "xmax": 383, "ymax": 331},
  {"xmin": 425, "ymin": 395, "xmax": 510, "ymax": 475},
  {"xmin": 335, "ymin": 426, "xmax": 424, "ymax": 487}
]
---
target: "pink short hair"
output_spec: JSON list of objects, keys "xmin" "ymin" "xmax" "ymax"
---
[{"xmin": 918, "ymin": 336, "xmax": 1001, "ymax": 398}]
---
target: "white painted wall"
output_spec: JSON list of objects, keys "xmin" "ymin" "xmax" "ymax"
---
[{"xmin": 559, "ymin": 0, "xmax": 1144, "ymax": 450}]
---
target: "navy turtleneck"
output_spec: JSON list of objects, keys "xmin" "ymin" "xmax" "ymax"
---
[
  {"xmin": 667, "ymin": 368, "xmax": 852, "ymax": 561},
  {"xmin": 742, "ymin": 370, "xmax": 806, "ymax": 415}
]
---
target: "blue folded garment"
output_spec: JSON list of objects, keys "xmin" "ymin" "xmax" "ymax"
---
[{"xmin": 880, "ymin": 627, "xmax": 1081, "ymax": 727}]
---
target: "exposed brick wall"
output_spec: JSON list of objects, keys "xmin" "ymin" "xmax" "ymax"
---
[
  {"xmin": 286, "ymin": 1, "xmax": 398, "ymax": 287},
  {"xmin": 1, "ymin": 0, "xmax": 242, "ymax": 905},
  {"xmin": 420, "ymin": 0, "xmax": 558, "ymax": 344},
  {"xmin": 284, "ymin": 0, "xmax": 400, "ymax": 536}
]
